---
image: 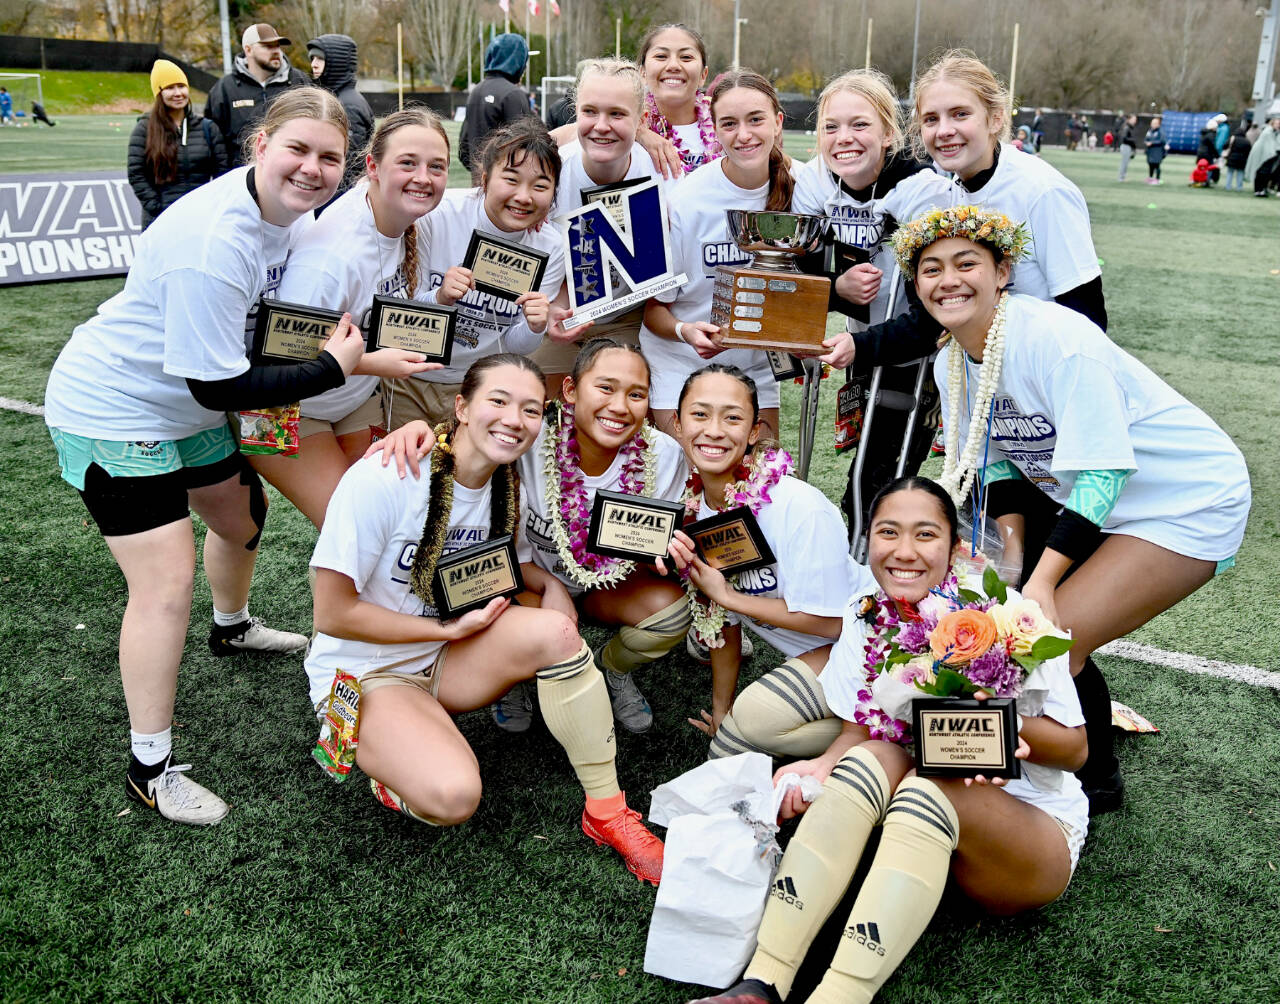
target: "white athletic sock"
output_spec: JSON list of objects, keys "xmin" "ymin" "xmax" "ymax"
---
[
  {"xmin": 212, "ymin": 604, "xmax": 250, "ymax": 627},
  {"xmin": 130, "ymin": 727, "xmax": 172, "ymax": 767}
]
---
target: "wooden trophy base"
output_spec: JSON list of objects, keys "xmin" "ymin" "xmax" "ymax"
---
[{"xmin": 711, "ymin": 265, "xmax": 831, "ymax": 353}]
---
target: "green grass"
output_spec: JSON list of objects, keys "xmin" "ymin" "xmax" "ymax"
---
[
  {"xmin": 0, "ymin": 68, "xmax": 206, "ymax": 116},
  {"xmin": 2, "ymin": 134, "xmax": 1279, "ymax": 1001}
]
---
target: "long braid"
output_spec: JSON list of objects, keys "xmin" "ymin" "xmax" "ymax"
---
[{"xmin": 402, "ymin": 225, "xmax": 420, "ymax": 297}]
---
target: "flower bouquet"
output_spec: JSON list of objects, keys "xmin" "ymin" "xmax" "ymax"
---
[{"xmin": 859, "ymin": 566, "xmax": 1073, "ymax": 744}]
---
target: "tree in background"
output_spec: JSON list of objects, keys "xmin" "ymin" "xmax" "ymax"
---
[{"xmin": 402, "ymin": 0, "xmax": 476, "ymax": 90}]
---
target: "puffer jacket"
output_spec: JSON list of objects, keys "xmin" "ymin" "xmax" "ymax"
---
[
  {"xmin": 308, "ymin": 33, "xmax": 374, "ymax": 188},
  {"xmin": 127, "ymin": 107, "xmax": 231, "ymax": 228},
  {"xmin": 205, "ymin": 55, "xmax": 310, "ymax": 166}
]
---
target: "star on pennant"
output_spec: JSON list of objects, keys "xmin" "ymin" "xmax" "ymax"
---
[
  {"xmin": 579, "ymin": 217, "xmax": 594, "ymax": 235},
  {"xmin": 573, "ymin": 237, "xmax": 596, "ymax": 257},
  {"xmin": 575, "ymin": 277, "xmax": 599, "ymax": 299}
]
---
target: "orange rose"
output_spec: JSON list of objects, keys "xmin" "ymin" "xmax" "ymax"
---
[{"xmin": 930, "ymin": 609, "xmax": 998, "ymax": 665}]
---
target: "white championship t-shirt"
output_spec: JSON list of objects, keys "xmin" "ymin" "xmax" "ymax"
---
[
  {"xmin": 935, "ymin": 295, "xmax": 1250, "ymax": 560},
  {"xmin": 695, "ymin": 475, "xmax": 875, "ymax": 658},
  {"xmin": 640, "ymin": 158, "xmax": 781, "ymax": 410},
  {"xmin": 820, "ymin": 590, "xmax": 1090, "ymax": 838},
  {"xmin": 305, "ymin": 455, "xmax": 532, "ymax": 706},
  {"xmin": 519, "ymin": 420, "xmax": 688, "ymax": 595},
  {"xmin": 45, "ymin": 167, "xmax": 311, "ymax": 440},
  {"xmin": 791, "ymin": 156, "xmax": 951, "ymax": 329},
  {"xmin": 672, "ymin": 122, "xmax": 712, "ymax": 172},
  {"xmin": 941, "ymin": 144, "xmax": 1101, "ymax": 300},
  {"xmin": 277, "ymin": 182, "xmax": 408, "ymax": 422},
  {"xmin": 413, "ymin": 188, "xmax": 566, "ymax": 384}
]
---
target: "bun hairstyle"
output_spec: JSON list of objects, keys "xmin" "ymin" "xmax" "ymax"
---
[
  {"xmin": 570, "ymin": 336, "xmax": 651, "ymax": 387},
  {"xmin": 475, "ymin": 116, "xmax": 562, "ymax": 191},
  {"xmin": 573, "ymin": 57, "xmax": 646, "ymax": 116},
  {"xmin": 242, "ymin": 86, "xmax": 349, "ymax": 167},
  {"xmin": 910, "ymin": 49, "xmax": 1012, "ymax": 161},
  {"xmin": 360, "ymin": 106, "xmax": 449, "ymax": 297},
  {"xmin": 869, "ymin": 476, "xmax": 960, "ymax": 545},
  {"xmin": 817, "ymin": 67, "xmax": 904, "ymax": 158},
  {"xmin": 709, "ymin": 70, "xmax": 793, "ymax": 212}
]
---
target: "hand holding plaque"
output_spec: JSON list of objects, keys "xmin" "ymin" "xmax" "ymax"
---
[
  {"xmin": 366, "ymin": 294, "xmax": 456, "ymax": 364},
  {"xmin": 682, "ymin": 506, "xmax": 776, "ymax": 575},
  {"xmin": 462, "ymin": 231, "xmax": 549, "ymax": 301},
  {"xmin": 431, "ymin": 535, "xmax": 524, "ymax": 619},
  {"xmin": 250, "ymin": 298, "xmax": 348, "ymax": 366},
  {"xmin": 586, "ymin": 491, "xmax": 685, "ymax": 563}
]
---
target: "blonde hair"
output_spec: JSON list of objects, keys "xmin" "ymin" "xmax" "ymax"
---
[
  {"xmin": 242, "ymin": 86, "xmax": 349, "ymax": 166},
  {"xmin": 817, "ymin": 68, "xmax": 904, "ymax": 157},
  {"xmin": 361, "ymin": 106, "xmax": 450, "ymax": 297},
  {"xmin": 574, "ymin": 57, "xmax": 645, "ymax": 115},
  {"xmin": 911, "ymin": 49, "xmax": 1012, "ymax": 161}
]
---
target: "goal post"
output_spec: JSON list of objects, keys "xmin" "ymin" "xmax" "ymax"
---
[{"xmin": 0, "ymin": 72, "xmax": 44, "ymax": 119}]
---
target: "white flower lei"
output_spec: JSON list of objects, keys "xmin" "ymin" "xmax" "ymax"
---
[
  {"xmin": 540, "ymin": 403, "xmax": 660, "ymax": 590},
  {"xmin": 940, "ymin": 291, "xmax": 1008, "ymax": 507}
]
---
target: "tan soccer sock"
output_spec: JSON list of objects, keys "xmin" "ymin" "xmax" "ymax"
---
[
  {"xmin": 743, "ymin": 746, "xmax": 891, "ymax": 1000},
  {"xmin": 598, "ymin": 596, "xmax": 691, "ymax": 676},
  {"xmin": 536, "ymin": 641, "xmax": 620, "ymax": 800},
  {"xmin": 709, "ymin": 659, "xmax": 842, "ymax": 760},
  {"xmin": 807, "ymin": 776, "xmax": 960, "ymax": 1004}
]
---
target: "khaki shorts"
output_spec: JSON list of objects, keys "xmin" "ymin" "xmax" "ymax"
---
[
  {"xmin": 1055, "ymin": 815, "xmax": 1086, "ymax": 877},
  {"xmin": 529, "ymin": 305, "xmax": 644, "ymax": 375},
  {"xmin": 298, "ymin": 392, "xmax": 384, "ymax": 440},
  {"xmin": 360, "ymin": 646, "xmax": 449, "ymax": 700},
  {"xmin": 383, "ymin": 377, "xmax": 464, "ymax": 431}
]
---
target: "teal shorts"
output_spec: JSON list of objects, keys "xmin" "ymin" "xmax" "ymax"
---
[{"xmin": 49, "ymin": 425, "xmax": 236, "ymax": 491}]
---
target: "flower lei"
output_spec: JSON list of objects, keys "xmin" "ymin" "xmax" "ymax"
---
[
  {"xmin": 852, "ymin": 572, "xmax": 963, "ymax": 746},
  {"xmin": 645, "ymin": 90, "xmax": 723, "ymax": 173},
  {"xmin": 938, "ymin": 291, "xmax": 1008, "ymax": 507},
  {"xmin": 681, "ymin": 446, "xmax": 793, "ymax": 646},
  {"xmin": 409, "ymin": 424, "xmax": 520, "ymax": 607},
  {"xmin": 890, "ymin": 205, "xmax": 1030, "ymax": 279},
  {"xmin": 540, "ymin": 401, "xmax": 659, "ymax": 590}
]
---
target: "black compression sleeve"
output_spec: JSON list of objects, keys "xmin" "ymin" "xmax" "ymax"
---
[
  {"xmin": 848, "ymin": 285, "xmax": 943, "ymax": 374},
  {"xmin": 186, "ymin": 352, "xmax": 345, "ymax": 412},
  {"xmin": 1053, "ymin": 276, "xmax": 1108, "ymax": 331},
  {"xmin": 1044, "ymin": 507, "xmax": 1105, "ymax": 564}
]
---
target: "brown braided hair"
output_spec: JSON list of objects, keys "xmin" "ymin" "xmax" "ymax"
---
[
  {"xmin": 360, "ymin": 105, "xmax": 450, "ymax": 297},
  {"xmin": 710, "ymin": 70, "xmax": 793, "ymax": 212}
]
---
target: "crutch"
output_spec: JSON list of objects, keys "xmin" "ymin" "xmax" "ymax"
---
[
  {"xmin": 847, "ymin": 266, "xmax": 933, "ymax": 562},
  {"xmin": 796, "ymin": 355, "xmax": 824, "ymax": 481}
]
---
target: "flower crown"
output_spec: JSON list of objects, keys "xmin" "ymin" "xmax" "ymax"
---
[{"xmin": 891, "ymin": 205, "xmax": 1031, "ymax": 278}]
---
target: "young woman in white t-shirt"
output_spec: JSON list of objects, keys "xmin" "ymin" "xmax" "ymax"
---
[
  {"xmin": 43, "ymin": 89, "xmax": 372, "ymax": 827},
  {"xmin": 370, "ymin": 339, "xmax": 691, "ymax": 736},
  {"xmin": 384, "ymin": 117, "xmax": 568, "ymax": 430},
  {"xmin": 636, "ymin": 23, "xmax": 723, "ymax": 175},
  {"xmin": 641, "ymin": 70, "xmax": 795, "ymax": 441},
  {"xmin": 308, "ymin": 353, "xmax": 665, "ymax": 885},
  {"xmin": 792, "ymin": 68, "xmax": 953, "ymax": 537},
  {"xmin": 892, "ymin": 204, "xmax": 1251, "ymax": 814},
  {"xmin": 534, "ymin": 58, "xmax": 664, "ymax": 395},
  {"xmin": 251, "ymin": 108, "xmax": 448, "ymax": 528},
  {"xmin": 690, "ymin": 477, "xmax": 1088, "ymax": 1004},
  {"xmin": 665, "ymin": 365, "xmax": 867, "ymax": 739}
]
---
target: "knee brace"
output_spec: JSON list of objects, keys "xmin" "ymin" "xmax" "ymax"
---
[
  {"xmin": 239, "ymin": 459, "xmax": 268, "ymax": 551},
  {"xmin": 598, "ymin": 595, "xmax": 691, "ymax": 676}
]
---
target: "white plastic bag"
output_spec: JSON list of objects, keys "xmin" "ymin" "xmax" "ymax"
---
[{"xmin": 643, "ymin": 754, "xmax": 822, "ymax": 988}]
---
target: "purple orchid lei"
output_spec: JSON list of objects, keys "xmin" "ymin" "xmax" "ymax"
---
[
  {"xmin": 645, "ymin": 90, "xmax": 723, "ymax": 173},
  {"xmin": 544, "ymin": 402, "xmax": 656, "ymax": 590}
]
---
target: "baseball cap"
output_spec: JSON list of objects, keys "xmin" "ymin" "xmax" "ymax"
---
[{"xmin": 243, "ymin": 23, "xmax": 291, "ymax": 48}]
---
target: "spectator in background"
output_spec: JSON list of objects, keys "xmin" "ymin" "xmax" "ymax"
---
[
  {"xmin": 1245, "ymin": 115, "xmax": 1280, "ymax": 197},
  {"xmin": 128, "ymin": 60, "xmax": 231, "ymax": 229},
  {"xmin": 458, "ymin": 33, "xmax": 531, "ymax": 172},
  {"xmin": 31, "ymin": 100, "xmax": 56, "ymax": 126},
  {"xmin": 205, "ymin": 23, "xmax": 309, "ymax": 165},
  {"xmin": 1032, "ymin": 107, "xmax": 1044, "ymax": 152},
  {"xmin": 1223, "ymin": 124, "xmax": 1251, "ymax": 191},
  {"xmin": 0, "ymin": 87, "xmax": 12, "ymax": 125},
  {"xmin": 1117, "ymin": 113, "xmax": 1138, "ymax": 181},
  {"xmin": 1144, "ymin": 115, "xmax": 1166, "ymax": 184},
  {"xmin": 307, "ymin": 34, "xmax": 374, "ymax": 192}
]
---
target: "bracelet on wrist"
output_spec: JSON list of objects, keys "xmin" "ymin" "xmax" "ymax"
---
[{"xmin": 674, "ymin": 321, "xmax": 686, "ymax": 344}]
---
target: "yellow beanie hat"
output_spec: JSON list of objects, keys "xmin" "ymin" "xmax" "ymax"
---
[{"xmin": 150, "ymin": 59, "xmax": 188, "ymax": 97}]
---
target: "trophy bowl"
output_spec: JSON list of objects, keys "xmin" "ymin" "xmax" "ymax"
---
[{"xmin": 725, "ymin": 209, "xmax": 825, "ymax": 271}]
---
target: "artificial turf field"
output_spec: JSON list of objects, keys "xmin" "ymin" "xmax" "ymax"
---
[{"xmin": 1, "ymin": 118, "xmax": 1278, "ymax": 1002}]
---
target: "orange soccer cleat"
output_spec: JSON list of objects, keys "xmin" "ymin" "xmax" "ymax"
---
[{"xmin": 581, "ymin": 797, "xmax": 664, "ymax": 886}]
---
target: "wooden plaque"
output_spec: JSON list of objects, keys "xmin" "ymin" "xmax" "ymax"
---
[{"xmin": 710, "ymin": 265, "xmax": 831, "ymax": 353}]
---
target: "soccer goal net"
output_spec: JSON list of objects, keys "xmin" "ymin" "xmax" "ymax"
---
[{"xmin": 0, "ymin": 72, "xmax": 43, "ymax": 121}]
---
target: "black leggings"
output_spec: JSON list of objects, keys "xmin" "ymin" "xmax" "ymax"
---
[{"xmin": 1148, "ymin": 161, "xmax": 1161, "ymax": 180}]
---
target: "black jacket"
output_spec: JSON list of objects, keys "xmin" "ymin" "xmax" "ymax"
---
[
  {"xmin": 205, "ymin": 56, "xmax": 310, "ymax": 166},
  {"xmin": 459, "ymin": 73, "xmax": 531, "ymax": 171},
  {"xmin": 1225, "ymin": 129, "xmax": 1252, "ymax": 169},
  {"xmin": 308, "ymin": 34, "xmax": 374, "ymax": 189},
  {"xmin": 1196, "ymin": 128, "xmax": 1219, "ymax": 164},
  {"xmin": 127, "ymin": 108, "xmax": 231, "ymax": 227}
]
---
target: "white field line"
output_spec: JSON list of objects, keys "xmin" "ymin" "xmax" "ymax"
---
[
  {"xmin": 0, "ymin": 395, "xmax": 1276, "ymax": 688},
  {"xmin": 0, "ymin": 396, "xmax": 43, "ymax": 416}
]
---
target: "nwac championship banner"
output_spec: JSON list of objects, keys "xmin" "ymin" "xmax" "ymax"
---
[{"xmin": 0, "ymin": 170, "xmax": 143, "ymax": 286}]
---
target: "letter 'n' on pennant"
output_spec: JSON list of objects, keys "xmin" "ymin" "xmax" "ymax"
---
[{"xmin": 555, "ymin": 178, "xmax": 687, "ymax": 330}]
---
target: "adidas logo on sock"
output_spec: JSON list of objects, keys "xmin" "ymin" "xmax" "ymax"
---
[
  {"xmin": 842, "ymin": 920, "xmax": 886, "ymax": 956},
  {"xmin": 770, "ymin": 875, "xmax": 804, "ymax": 910}
]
